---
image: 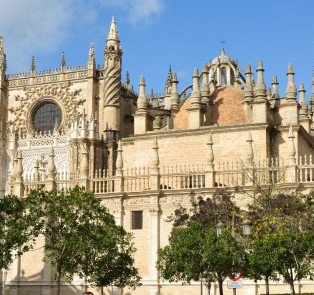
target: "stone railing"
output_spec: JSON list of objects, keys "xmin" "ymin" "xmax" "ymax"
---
[
  {"xmin": 160, "ymin": 163, "xmax": 205, "ymax": 190},
  {"xmin": 297, "ymin": 155, "xmax": 314, "ymax": 182}
]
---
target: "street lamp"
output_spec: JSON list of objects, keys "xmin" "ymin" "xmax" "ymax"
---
[
  {"xmin": 216, "ymin": 221, "xmax": 224, "ymax": 236},
  {"xmin": 242, "ymin": 219, "xmax": 252, "ymax": 236}
]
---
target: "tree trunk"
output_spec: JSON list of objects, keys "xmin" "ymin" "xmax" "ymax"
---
[
  {"xmin": 265, "ymin": 276, "xmax": 270, "ymax": 295},
  {"xmin": 84, "ymin": 276, "xmax": 88, "ymax": 292},
  {"xmin": 100, "ymin": 286, "xmax": 104, "ymax": 295},
  {"xmin": 56, "ymin": 265, "xmax": 62, "ymax": 295},
  {"xmin": 218, "ymin": 278, "xmax": 224, "ymax": 295},
  {"xmin": 206, "ymin": 281, "xmax": 211, "ymax": 295},
  {"xmin": 289, "ymin": 268, "xmax": 296, "ymax": 295}
]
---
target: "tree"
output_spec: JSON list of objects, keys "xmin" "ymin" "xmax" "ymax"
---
[
  {"xmin": 0, "ymin": 194, "xmax": 33, "ymax": 270},
  {"xmin": 275, "ymin": 231, "xmax": 314, "ymax": 295},
  {"xmin": 246, "ymin": 190, "xmax": 314, "ymax": 294},
  {"xmin": 76, "ymin": 203, "xmax": 141, "ymax": 294},
  {"xmin": 157, "ymin": 222, "xmax": 215, "ymax": 294},
  {"xmin": 157, "ymin": 221, "xmax": 244, "ymax": 295},
  {"xmin": 26, "ymin": 186, "xmax": 140, "ymax": 295}
]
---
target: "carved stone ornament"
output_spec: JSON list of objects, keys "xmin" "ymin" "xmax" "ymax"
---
[
  {"xmin": 161, "ymin": 213, "xmax": 174, "ymax": 222},
  {"xmin": 8, "ymin": 82, "xmax": 85, "ymax": 132}
]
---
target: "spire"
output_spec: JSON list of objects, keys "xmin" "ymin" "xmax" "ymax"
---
[
  {"xmin": 271, "ymin": 74, "xmax": 279, "ymax": 99},
  {"xmin": 30, "ymin": 56, "xmax": 36, "ymax": 76},
  {"xmin": 107, "ymin": 16, "xmax": 119, "ymax": 42},
  {"xmin": 201, "ymin": 62, "xmax": 210, "ymax": 103},
  {"xmin": 125, "ymin": 71, "xmax": 130, "ymax": 89},
  {"xmin": 254, "ymin": 60, "xmax": 267, "ymax": 101},
  {"xmin": 285, "ymin": 63, "xmax": 297, "ymax": 101},
  {"xmin": 191, "ymin": 66, "xmax": 201, "ymax": 107},
  {"xmin": 88, "ymin": 43, "xmax": 95, "ymax": 67},
  {"xmin": 244, "ymin": 63, "xmax": 254, "ymax": 102},
  {"xmin": 170, "ymin": 72, "xmax": 179, "ymax": 109},
  {"xmin": 299, "ymin": 82, "xmax": 308, "ymax": 120},
  {"xmin": 61, "ymin": 51, "xmax": 66, "ymax": 72},
  {"xmin": 165, "ymin": 66, "xmax": 172, "ymax": 94},
  {"xmin": 137, "ymin": 74, "xmax": 148, "ymax": 111}
]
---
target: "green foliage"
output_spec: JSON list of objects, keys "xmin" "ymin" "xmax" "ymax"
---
[
  {"xmin": 274, "ymin": 231, "xmax": 314, "ymax": 293},
  {"xmin": 157, "ymin": 222, "xmax": 244, "ymax": 295},
  {"xmin": 246, "ymin": 189, "xmax": 314, "ymax": 295},
  {"xmin": 26, "ymin": 186, "xmax": 140, "ymax": 295},
  {"xmin": 0, "ymin": 194, "xmax": 33, "ymax": 269}
]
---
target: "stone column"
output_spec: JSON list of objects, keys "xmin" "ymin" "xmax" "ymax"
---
[{"xmin": 149, "ymin": 206, "xmax": 160, "ymax": 295}]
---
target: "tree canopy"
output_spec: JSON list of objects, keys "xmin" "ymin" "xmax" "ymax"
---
[{"xmin": 26, "ymin": 186, "xmax": 140, "ymax": 295}]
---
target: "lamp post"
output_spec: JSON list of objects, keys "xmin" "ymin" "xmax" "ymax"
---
[{"xmin": 215, "ymin": 219, "xmax": 252, "ymax": 295}]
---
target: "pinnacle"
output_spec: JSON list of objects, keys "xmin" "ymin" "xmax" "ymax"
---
[
  {"xmin": 257, "ymin": 60, "xmax": 263, "ymax": 70},
  {"xmin": 300, "ymin": 82, "xmax": 305, "ymax": 91},
  {"xmin": 288, "ymin": 63, "xmax": 294, "ymax": 74},
  {"xmin": 272, "ymin": 74, "xmax": 278, "ymax": 84},
  {"xmin": 172, "ymin": 72, "xmax": 177, "ymax": 81},
  {"xmin": 140, "ymin": 74, "xmax": 145, "ymax": 85},
  {"xmin": 246, "ymin": 63, "xmax": 251, "ymax": 73},
  {"xmin": 107, "ymin": 16, "xmax": 119, "ymax": 40},
  {"xmin": 193, "ymin": 66, "xmax": 199, "ymax": 77},
  {"xmin": 203, "ymin": 62, "xmax": 208, "ymax": 72}
]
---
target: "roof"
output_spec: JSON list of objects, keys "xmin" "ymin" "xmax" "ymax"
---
[{"xmin": 173, "ymin": 86, "xmax": 247, "ymax": 129}]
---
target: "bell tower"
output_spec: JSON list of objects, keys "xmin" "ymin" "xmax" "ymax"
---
[{"xmin": 103, "ymin": 16, "xmax": 122, "ymax": 140}]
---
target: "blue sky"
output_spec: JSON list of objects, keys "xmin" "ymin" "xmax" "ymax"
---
[{"xmin": 1, "ymin": 0, "xmax": 314, "ymax": 98}]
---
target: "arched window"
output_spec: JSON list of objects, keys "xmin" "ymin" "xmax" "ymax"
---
[
  {"xmin": 221, "ymin": 67, "xmax": 227, "ymax": 85},
  {"xmin": 230, "ymin": 69, "xmax": 235, "ymax": 85}
]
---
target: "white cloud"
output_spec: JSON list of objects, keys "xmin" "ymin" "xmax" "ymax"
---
[
  {"xmin": 0, "ymin": 0, "xmax": 164, "ymax": 73},
  {"xmin": 99, "ymin": 0, "xmax": 164, "ymax": 24},
  {"xmin": 0, "ymin": 0, "xmax": 77, "ymax": 73}
]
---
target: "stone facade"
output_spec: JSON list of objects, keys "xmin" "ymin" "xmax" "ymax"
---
[{"xmin": 0, "ymin": 17, "xmax": 313, "ymax": 295}]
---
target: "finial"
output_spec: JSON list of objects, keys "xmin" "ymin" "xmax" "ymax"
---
[
  {"xmin": 137, "ymin": 74, "xmax": 148, "ymax": 111},
  {"xmin": 271, "ymin": 74, "xmax": 279, "ymax": 99},
  {"xmin": 288, "ymin": 63, "xmax": 294, "ymax": 74},
  {"xmin": 140, "ymin": 74, "xmax": 145, "ymax": 85},
  {"xmin": 107, "ymin": 16, "xmax": 119, "ymax": 41},
  {"xmin": 267, "ymin": 87, "xmax": 272, "ymax": 100},
  {"xmin": 255, "ymin": 60, "xmax": 267, "ymax": 100},
  {"xmin": 272, "ymin": 74, "xmax": 278, "ymax": 84},
  {"xmin": 203, "ymin": 62, "xmax": 208, "ymax": 73},
  {"xmin": 125, "ymin": 71, "xmax": 130, "ymax": 88},
  {"xmin": 221, "ymin": 48, "xmax": 225, "ymax": 56},
  {"xmin": 244, "ymin": 63, "xmax": 253, "ymax": 102},
  {"xmin": 286, "ymin": 63, "xmax": 297, "ymax": 101},
  {"xmin": 61, "ymin": 51, "xmax": 66, "ymax": 71},
  {"xmin": 299, "ymin": 82, "xmax": 308, "ymax": 119},
  {"xmin": 31, "ymin": 56, "xmax": 35, "ymax": 75}
]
